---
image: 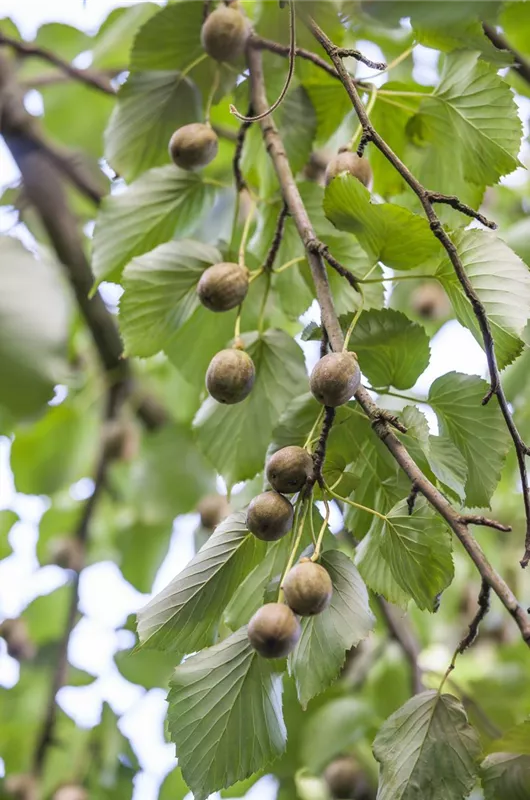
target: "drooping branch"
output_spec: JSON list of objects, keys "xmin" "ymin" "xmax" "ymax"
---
[
  {"xmin": 307, "ymin": 18, "xmax": 530, "ymax": 568},
  {"xmin": 455, "ymin": 580, "xmax": 491, "ymax": 656},
  {"xmin": 482, "ymin": 23, "xmax": 530, "ymax": 86},
  {"xmin": 0, "ymin": 32, "xmax": 117, "ymax": 95},
  {"xmin": 246, "ymin": 43, "xmax": 530, "ymax": 646}
]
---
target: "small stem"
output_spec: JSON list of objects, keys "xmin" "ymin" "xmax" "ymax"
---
[
  {"xmin": 311, "ymin": 495, "xmax": 330, "ymax": 561},
  {"xmin": 378, "ymin": 88, "xmax": 427, "ymax": 98},
  {"xmin": 324, "ymin": 482, "xmax": 387, "ymax": 522},
  {"xmin": 258, "ymin": 273, "xmax": 271, "ymax": 333},
  {"xmin": 273, "ymin": 255, "xmax": 306, "ymax": 274},
  {"xmin": 364, "ymin": 43, "xmax": 416, "ymax": 80},
  {"xmin": 309, "ymin": 502, "xmax": 317, "ymax": 546},
  {"xmin": 303, "ymin": 408, "xmax": 325, "ymax": 451},
  {"xmin": 234, "ymin": 308, "xmax": 242, "ymax": 343},
  {"xmin": 376, "ymin": 95, "xmax": 422, "ymax": 115},
  {"xmin": 349, "ymin": 86, "xmax": 378, "ymax": 151},
  {"xmin": 238, "ymin": 198, "xmax": 257, "ymax": 268},
  {"xmin": 438, "ymin": 651, "xmax": 458, "ymax": 695},
  {"xmin": 343, "ymin": 286, "xmax": 365, "ymax": 351},
  {"xmin": 279, "ymin": 496, "xmax": 311, "ymax": 601},
  {"xmin": 249, "ymin": 267, "xmax": 264, "ymax": 284},
  {"xmin": 205, "ymin": 67, "xmax": 220, "ymax": 123}
]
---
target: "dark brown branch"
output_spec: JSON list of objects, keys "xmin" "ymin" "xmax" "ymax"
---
[
  {"xmin": 427, "ymin": 193, "xmax": 497, "ymax": 230},
  {"xmin": 376, "ymin": 596, "xmax": 423, "ymax": 695},
  {"xmin": 333, "ymin": 46, "xmax": 386, "ymax": 71},
  {"xmin": 456, "ymin": 580, "xmax": 491, "ymax": 656},
  {"xmin": 460, "ymin": 515, "xmax": 512, "ymax": 533},
  {"xmin": 0, "ymin": 32, "xmax": 116, "ymax": 95},
  {"xmin": 250, "ymin": 33, "xmax": 340, "ymax": 80},
  {"xmin": 308, "ymin": 18, "xmax": 530, "ymax": 570},
  {"xmin": 246, "ymin": 43, "xmax": 530, "ymax": 646},
  {"xmin": 310, "ymin": 406, "xmax": 336, "ymax": 489},
  {"xmin": 483, "ymin": 23, "xmax": 530, "ymax": 86},
  {"xmin": 407, "ymin": 483, "xmax": 421, "ymax": 515},
  {"xmin": 32, "ymin": 382, "xmax": 127, "ymax": 777},
  {"xmin": 233, "ymin": 106, "xmax": 253, "ymax": 193},
  {"xmin": 308, "ymin": 239, "xmax": 361, "ymax": 293},
  {"xmin": 264, "ymin": 202, "xmax": 289, "ymax": 271}
]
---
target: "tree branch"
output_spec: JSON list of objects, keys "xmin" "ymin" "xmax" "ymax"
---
[
  {"xmin": 246, "ymin": 44, "xmax": 530, "ymax": 646},
  {"xmin": 308, "ymin": 18, "xmax": 530, "ymax": 570},
  {"xmin": 376, "ymin": 596, "xmax": 424, "ymax": 695},
  {"xmin": 482, "ymin": 23, "xmax": 530, "ymax": 86},
  {"xmin": 455, "ymin": 579, "xmax": 491, "ymax": 656},
  {"xmin": 0, "ymin": 33, "xmax": 117, "ymax": 95},
  {"xmin": 32, "ymin": 381, "xmax": 127, "ymax": 777}
]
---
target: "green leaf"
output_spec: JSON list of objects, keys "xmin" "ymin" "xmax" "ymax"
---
[
  {"xmin": 92, "ymin": 3, "xmax": 159, "ymax": 69},
  {"xmin": 0, "ymin": 510, "xmax": 17, "ymax": 560},
  {"xmin": 105, "ymin": 70, "xmax": 200, "ymax": 182},
  {"xmin": 358, "ymin": 497, "xmax": 453, "ymax": 610},
  {"xmin": 344, "ymin": 308, "xmax": 430, "ymax": 390},
  {"xmin": 0, "ymin": 236, "xmax": 69, "ymax": 419},
  {"xmin": 356, "ymin": 526, "xmax": 410, "ymax": 610},
  {"xmin": 194, "ymin": 330, "xmax": 307, "ymax": 485},
  {"xmin": 481, "ymin": 753, "xmax": 530, "ymax": 800},
  {"xmin": 115, "ymin": 647, "xmax": 175, "ymax": 690},
  {"xmin": 159, "ymin": 767, "xmax": 189, "ymax": 800},
  {"xmin": 119, "ymin": 239, "xmax": 221, "ymax": 357},
  {"xmin": 289, "ymin": 550, "xmax": 374, "ymax": 708},
  {"xmin": 41, "ymin": 82, "xmax": 114, "ymax": 160},
  {"xmin": 373, "ymin": 691, "xmax": 482, "ymax": 800},
  {"xmin": 434, "ymin": 230, "xmax": 530, "ymax": 369},
  {"xmin": 22, "ymin": 585, "xmax": 71, "ymax": 646},
  {"xmin": 130, "ymin": 1, "xmax": 205, "ymax": 72},
  {"xmin": 167, "ymin": 627, "xmax": 286, "ymax": 800},
  {"xmin": 303, "ymin": 74, "xmax": 353, "ymax": 143},
  {"xmin": 324, "ymin": 175, "xmax": 442, "ymax": 270},
  {"xmin": 92, "ymin": 166, "xmax": 216, "ymax": 285},
  {"xmin": 486, "ymin": 721, "xmax": 530, "ymax": 756},
  {"xmin": 428, "ymin": 372, "xmax": 511, "ymax": 507},
  {"xmin": 137, "ymin": 512, "xmax": 266, "ymax": 655},
  {"xmin": 412, "ymin": 19, "xmax": 510, "ymax": 64},
  {"xmin": 118, "ymin": 520, "xmax": 173, "ymax": 594}
]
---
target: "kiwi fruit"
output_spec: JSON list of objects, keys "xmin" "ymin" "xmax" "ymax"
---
[
  {"xmin": 197, "ymin": 494, "xmax": 230, "ymax": 530},
  {"xmin": 246, "ymin": 491, "xmax": 293, "ymax": 541},
  {"xmin": 324, "ymin": 756, "xmax": 364, "ymax": 799},
  {"xmin": 266, "ymin": 445, "xmax": 314, "ymax": 494},
  {"xmin": 201, "ymin": 5, "xmax": 249, "ymax": 62},
  {"xmin": 206, "ymin": 348, "xmax": 255, "ymax": 404},
  {"xmin": 325, "ymin": 150, "xmax": 372, "ymax": 188},
  {"xmin": 283, "ymin": 559, "xmax": 332, "ymax": 616},
  {"xmin": 310, "ymin": 352, "xmax": 361, "ymax": 407},
  {"xmin": 197, "ymin": 262, "xmax": 249, "ymax": 312},
  {"xmin": 248, "ymin": 602, "xmax": 301, "ymax": 658},
  {"xmin": 169, "ymin": 123, "xmax": 218, "ymax": 171}
]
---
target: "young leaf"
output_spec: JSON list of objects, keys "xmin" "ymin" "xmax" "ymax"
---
[
  {"xmin": 137, "ymin": 511, "xmax": 266, "ymax": 655},
  {"xmin": 289, "ymin": 550, "xmax": 375, "ymax": 708},
  {"xmin": 323, "ymin": 174, "xmax": 442, "ymax": 270},
  {"xmin": 167, "ymin": 627, "xmax": 286, "ymax": 800},
  {"xmin": 373, "ymin": 691, "xmax": 482, "ymax": 800},
  {"xmin": 481, "ymin": 753, "xmax": 530, "ymax": 800},
  {"xmin": 119, "ymin": 239, "xmax": 221, "ymax": 357},
  {"xmin": 429, "ymin": 372, "xmax": 510, "ymax": 508},
  {"xmin": 92, "ymin": 166, "xmax": 216, "ymax": 285},
  {"xmin": 194, "ymin": 330, "xmax": 307, "ymax": 485},
  {"xmin": 434, "ymin": 230, "xmax": 530, "ymax": 369},
  {"xmin": 343, "ymin": 308, "xmax": 430, "ymax": 390}
]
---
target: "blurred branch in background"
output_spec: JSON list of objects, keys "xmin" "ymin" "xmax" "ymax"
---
[{"xmin": 483, "ymin": 22, "xmax": 530, "ymax": 85}]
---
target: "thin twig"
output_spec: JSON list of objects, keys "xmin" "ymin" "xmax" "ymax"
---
[
  {"xmin": 483, "ymin": 23, "xmax": 530, "ymax": 86},
  {"xmin": 460, "ymin": 516, "xmax": 512, "ymax": 533},
  {"xmin": 250, "ymin": 33, "xmax": 340, "ymax": 80},
  {"xmin": 407, "ymin": 483, "xmax": 420, "ymax": 515},
  {"xmin": 376, "ymin": 596, "xmax": 424, "ymax": 695},
  {"xmin": 308, "ymin": 17, "xmax": 530, "ymax": 570},
  {"xmin": 428, "ymin": 192, "xmax": 496, "ymax": 229},
  {"xmin": 334, "ymin": 47, "xmax": 386, "ymax": 71},
  {"xmin": 308, "ymin": 239, "xmax": 361, "ymax": 293},
  {"xmin": 233, "ymin": 105, "xmax": 253, "ymax": 193},
  {"xmin": 309, "ymin": 407, "xmax": 336, "ymax": 489},
  {"xmin": 263, "ymin": 202, "xmax": 289, "ymax": 271},
  {"xmin": 0, "ymin": 32, "xmax": 116, "ymax": 95},
  {"xmin": 246, "ymin": 43, "xmax": 530, "ymax": 647},
  {"xmin": 456, "ymin": 580, "xmax": 491, "ymax": 656}
]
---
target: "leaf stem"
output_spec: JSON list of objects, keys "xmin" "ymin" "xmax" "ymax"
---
[
  {"xmin": 278, "ymin": 496, "xmax": 311, "ymax": 601},
  {"xmin": 238, "ymin": 198, "xmax": 257, "ymax": 268},
  {"xmin": 359, "ymin": 273, "xmax": 437, "ymax": 284},
  {"xmin": 324, "ymin": 482, "xmax": 387, "ymax": 522},
  {"xmin": 376, "ymin": 388, "xmax": 425, "ymax": 404},
  {"xmin": 205, "ymin": 66, "xmax": 220, "ymax": 124},
  {"xmin": 311, "ymin": 495, "xmax": 330, "ymax": 561},
  {"xmin": 303, "ymin": 408, "xmax": 325, "ymax": 452},
  {"xmin": 258, "ymin": 273, "xmax": 271, "ymax": 333},
  {"xmin": 273, "ymin": 255, "xmax": 306, "ymax": 274},
  {"xmin": 343, "ymin": 285, "xmax": 365, "ymax": 351}
]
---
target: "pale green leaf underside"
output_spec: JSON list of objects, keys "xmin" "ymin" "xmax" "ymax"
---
[
  {"xmin": 137, "ymin": 512, "xmax": 266, "ymax": 655},
  {"xmin": 168, "ymin": 627, "xmax": 286, "ymax": 800},
  {"xmin": 373, "ymin": 690, "xmax": 481, "ymax": 800},
  {"xmin": 289, "ymin": 550, "xmax": 375, "ymax": 708}
]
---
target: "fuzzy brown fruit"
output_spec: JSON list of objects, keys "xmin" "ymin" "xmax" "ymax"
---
[
  {"xmin": 266, "ymin": 445, "xmax": 314, "ymax": 494},
  {"xmin": 310, "ymin": 352, "xmax": 361, "ymax": 407},
  {"xmin": 168, "ymin": 123, "xmax": 218, "ymax": 171},
  {"xmin": 53, "ymin": 787, "xmax": 89, "ymax": 800},
  {"xmin": 246, "ymin": 491, "xmax": 293, "ymax": 541},
  {"xmin": 206, "ymin": 348, "xmax": 255, "ymax": 404},
  {"xmin": 201, "ymin": 5, "xmax": 249, "ymax": 62},
  {"xmin": 324, "ymin": 756, "xmax": 364, "ymax": 799},
  {"xmin": 5, "ymin": 774, "xmax": 38, "ymax": 800},
  {"xmin": 197, "ymin": 494, "xmax": 230, "ymax": 530},
  {"xmin": 411, "ymin": 282, "xmax": 451, "ymax": 320},
  {"xmin": 248, "ymin": 602, "xmax": 301, "ymax": 658},
  {"xmin": 0, "ymin": 618, "xmax": 36, "ymax": 661},
  {"xmin": 197, "ymin": 262, "xmax": 249, "ymax": 312},
  {"xmin": 283, "ymin": 560, "xmax": 332, "ymax": 616},
  {"xmin": 325, "ymin": 151, "xmax": 372, "ymax": 188}
]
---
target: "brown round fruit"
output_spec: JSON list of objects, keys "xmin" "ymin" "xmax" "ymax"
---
[
  {"xmin": 324, "ymin": 756, "xmax": 362, "ymax": 799},
  {"xmin": 310, "ymin": 352, "xmax": 361, "ymax": 407},
  {"xmin": 169, "ymin": 123, "xmax": 218, "ymax": 171},
  {"xmin": 246, "ymin": 491, "xmax": 294, "ymax": 541},
  {"xmin": 201, "ymin": 5, "xmax": 249, "ymax": 62},
  {"xmin": 248, "ymin": 602, "xmax": 301, "ymax": 658},
  {"xmin": 266, "ymin": 446, "xmax": 314, "ymax": 494},
  {"xmin": 53, "ymin": 787, "xmax": 89, "ymax": 800},
  {"xmin": 5, "ymin": 774, "xmax": 38, "ymax": 800},
  {"xmin": 206, "ymin": 348, "xmax": 255, "ymax": 404},
  {"xmin": 197, "ymin": 494, "xmax": 230, "ymax": 530},
  {"xmin": 0, "ymin": 618, "xmax": 36, "ymax": 661},
  {"xmin": 411, "ymin": 282, "xmax": 451, "ymax": 320},
  {"xmin": 325, "ymin": 151, "xmax": 372, "ymax": 188},
  {"xmin": 197, "ymin": 262, "xmax": 249, "ymax": 312},
  {"xmin": 283, "ymin": 560, "xmax": 332, "ymax": 616}
]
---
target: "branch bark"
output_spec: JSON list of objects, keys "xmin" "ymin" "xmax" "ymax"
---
[
  {"xmin": 376, "ymin": 597, "xmax": 424, "ymax": 695},
  {"xmin": 246, "ymin": 44, "xmax": 530, "ymax": 646},
  {"xmin": 308, "ymin": 18, "xmax": 530, "ymax": 569},
  {"xmin": 482, "ymin": 23, "xmax": 530, "ymax": 86}
]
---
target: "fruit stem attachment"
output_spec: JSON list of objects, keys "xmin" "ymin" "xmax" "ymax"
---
[
  {"xmin": 234, "ymin": 308, "xmax": 242, "ymax": 344},
  {"xmin": 278, "ymin": 494, "xmax": 310, "ymax": 602},
  {"xmin": 238, "ymin": 197, "xmax": 257, "ymax": 268},
  {"xmin": 342, "ymin": 285, "xmax": 364, "ymax": 351},
  {"xmin": 311, "ymin": 495, "xmax": 330, "ymax": 561},
  {"xmin": 273, "ymin": 255, "xmax": 306, "ymax": 274},
  {"xmin": 230, "ymin": 0, "xmax": 296, "ymax": 122},
  {"xmin": 324, "ymin": 482, "xmax": 387, "ymax": 522},
  {"xmin": 205, "ymin": 66, "xmax": 220, "ymax": 123}
]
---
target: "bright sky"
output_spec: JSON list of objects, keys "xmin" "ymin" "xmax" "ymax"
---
[{"xmin": 0, "ymin": 2, "xmax": 506, "ymax": 798}]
